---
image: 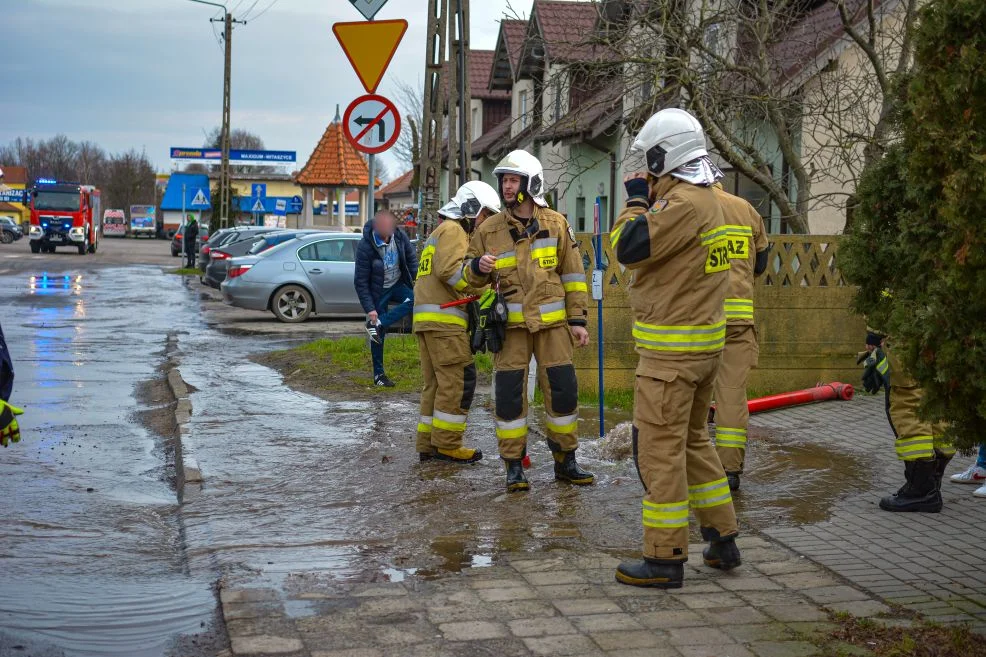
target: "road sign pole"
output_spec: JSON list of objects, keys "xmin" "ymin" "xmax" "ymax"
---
[
  {"xmin": 367, "ymin": 153, "xmax": 375, "ymax": 223},
  {"xmin": 593, "ymin": 197, "xmax": 604, "ymax": 438}
]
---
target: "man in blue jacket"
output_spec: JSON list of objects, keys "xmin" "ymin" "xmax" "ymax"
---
[{"xmin": 354, "ymin": 210, "xmax": 419, "ymax": 387}]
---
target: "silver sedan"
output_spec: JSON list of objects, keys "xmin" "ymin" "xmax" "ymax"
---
[{"xmin": 221, "ymin": 232, "xmax": 363, "ymax": 323}]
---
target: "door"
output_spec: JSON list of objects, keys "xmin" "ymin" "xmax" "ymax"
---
[{"xmin": 298, "ymin": 238, "xmax": 359, "ymax": 312}]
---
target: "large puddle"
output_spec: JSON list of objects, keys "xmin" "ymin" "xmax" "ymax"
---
[{"xmin": 0, "ymin": 265, "xmax": 875, "ymax": 655}]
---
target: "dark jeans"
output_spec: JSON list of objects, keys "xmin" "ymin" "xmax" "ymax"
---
[{"xmin": 371, "ymin": 282, "xmax": 414, "ymax": 377}]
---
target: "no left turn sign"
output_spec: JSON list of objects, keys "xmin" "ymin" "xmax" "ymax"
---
[{"xmin": 343, "ymin": 94, "xmax": 401, "ymax": 155}]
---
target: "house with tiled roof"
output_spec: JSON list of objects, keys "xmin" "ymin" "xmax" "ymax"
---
[{"xmin": 375, "ymin": 169, "xmax": 416, "ymax": 211}]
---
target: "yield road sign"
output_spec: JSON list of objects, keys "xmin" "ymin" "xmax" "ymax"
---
[
  {"xmin": 332, "ymin": 20, "xmax": 408, "ymax": 93},
  {"xmin": 343, "ymin": 94, "xmax": 401, "ymax": 155},
  {"xmin": 348, "ymin": 0, "xmax": 389, "ymax": 20}
]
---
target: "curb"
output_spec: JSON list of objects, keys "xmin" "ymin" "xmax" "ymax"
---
[{"xmin": 166, "ymin": 364, "xmax": 203, "ymax": 490}]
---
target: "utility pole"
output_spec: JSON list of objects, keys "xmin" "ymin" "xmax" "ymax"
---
[{"xmin": 188, "ymin": 0, "xmax": 245, "ymax": 230}]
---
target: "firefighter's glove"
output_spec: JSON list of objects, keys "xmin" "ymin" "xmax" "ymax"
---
[
  {"xmin": 861, "ymin": 355, "xmax": 884, "ymax": 395},
  {"xmin": 0, "ymin": 400, "xmax": 23, "ymax": 447},
  {"xmin": 624, "ymin": 177, "xmax": 650, "ymax": 201}
]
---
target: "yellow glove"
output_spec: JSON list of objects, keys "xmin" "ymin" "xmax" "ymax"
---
[{"xmin": 0, "ymin": 400, "xmax": 23, "ymax": 447}]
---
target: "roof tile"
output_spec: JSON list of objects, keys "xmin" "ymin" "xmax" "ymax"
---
[{"xmin": 534, "ymin": 0, "xmax": 600, "ymax": 63}]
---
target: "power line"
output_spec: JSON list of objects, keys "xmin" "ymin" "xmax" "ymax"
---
[
  {"xmin": 246, "ymin": 0, "xmax": 279, "ymax": 22},
  {"xmin": 239, "ymin": 0, "xmax": 261, "ymax": 21}
]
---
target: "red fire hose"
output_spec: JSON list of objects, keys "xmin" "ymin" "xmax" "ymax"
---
[{"xmin": 709, "ymin": 382, "xmax": 854, "ymax": 422}]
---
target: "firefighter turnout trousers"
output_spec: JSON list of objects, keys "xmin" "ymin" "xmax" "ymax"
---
[
  {"xmin": 416, "ymin": 331, "xmax": 477, "ymax": 453},
  {"xmin": 635, "ymin": 355, "xmax": 739, "ymax": 561},
  {"xmin": 494, "ymin": 325, "xmax": 579, "ymax": 459},
  {"xmin": 888, "ymin": 381, "xmax": 953, "ymax": 462},
  {"xmin": 714, "ymin": 325, "xmax": 759, "ymax": 473}
]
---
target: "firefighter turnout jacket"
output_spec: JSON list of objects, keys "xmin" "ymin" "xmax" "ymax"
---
[
  {"xmin": 463, "ymin": 207, "xmax": 588, "ymax": 330},
  {"xmin": 713, "ymin": 186, "xmax": 768, "ymax": 325},
  {"xmin": 413, "ymin": 220, "xmax": 477, "ymax": 332}
]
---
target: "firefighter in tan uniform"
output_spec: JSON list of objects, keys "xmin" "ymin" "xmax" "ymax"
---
[
  {"xmin": 463, "ymin": 150, "xmax": 593, "ymax": 492},
  {"xmin": 712, "ymin": 187, "xmax": 769, "ymax": 491},
  {"xmin": 612, "ymin": 109, "xmax": 740, "ymax": 589},
  {"xmin": 864, "ymin": 331, "xmax": 954, "ymax": 512},
  {"xmin": 414, "ymin": 181, "xmax": 501, "ymax": 463}
]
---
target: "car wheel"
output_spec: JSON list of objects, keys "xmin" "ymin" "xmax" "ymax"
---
[
  {"xmin": 271, "ymin": 285, "xmax": 313, "ymax": 323},
  {"xmin": 78, "ymin": 241, "xmax": 87, "ymax": 255},
  {"xmin": 30, "ymin": 242, "xmax": 41, "ymax": 254},
  {"xmin": 0, "ymin": 231, "xmax": 12, "ymax": 244}
]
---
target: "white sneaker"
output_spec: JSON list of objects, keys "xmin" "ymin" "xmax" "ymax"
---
[
  {"xmin": 974, "ymin": 483, "xmax": 986, "ymax": 498},
  {"xmin": 949, "ymin": 463, "xmax": 986, "ymax": 484}
]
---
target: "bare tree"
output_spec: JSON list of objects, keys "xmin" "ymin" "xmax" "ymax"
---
[
  {"xmin": 557, "ymin": 0, "xmax": 919, "ymax": 233},
  {"xmin": 201, "ymin": 127, "xmax": 273, "ymax": 174},
  {"xmin": 393, "ymin": 78, "xmax": 423, "ymax": 192}
]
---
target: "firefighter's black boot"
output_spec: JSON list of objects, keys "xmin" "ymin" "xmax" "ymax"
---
[
  {"xmin": 933, "ymin": 449, "xmax": 954, "ymax": 491},
  {"xmin": 879, "ymin": 459, "xmax": 942, "ymax": 512},
  {"xmin": 726, "ymin": 472, "xmax": 741, "ymax": 491},
  {"xmin": 615, "ymin": 557, "xmax": 684, "ymax": 589},
  {"xmin": 548, "ymin": 440, "xmax": 594, "ymax": 485},
  {"xmin": 504, "ymin": 459, "xmax": 530, "ymax": 492},
  {"xmin": 701, "ymin": 527, "xmax": 742, "ymax": 570}
]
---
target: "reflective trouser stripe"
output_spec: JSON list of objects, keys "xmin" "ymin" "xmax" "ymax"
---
[
  {"xmin": 633, "ymin": 320, "xmax": 726, "ymax": 352},
  {"xmin": 539, "ymin": 300, "xmax": 566, "ymax": 323},
  {"xmin": 446, "ymin": 267, "xmax": 469, "ymax": 291},
  {"xmin": 433, "ymin": 409, "xmax": 467, "ymax": 432},
  {"xmin": 506, "ymin": 303, "xmax": 525, "ymax": 324},
  {"xmin": 495, "ymin": 251, "xmax": 517, "ymax": 269},
  {"xmin": 496, "ymin": 417, "xmax": 528, "ymax": 439},
  {"xmin": 413, "ymin": 304, "xmax": 468, "ymax": 328},
  {"xmin": 715, "ymin": 426, "xmax": 747, "ymax": 448},
  {"xmin": 561, "ymin": 273, "xmax": 588, "ymax": 293},
  {"xmin": 642, "ymin": 499, "xmax": 689, "ymax": 528},
  {"xmin": 688, "ymin": 477, "xmax": 733, "ymax": 509},
  {"xmin": 545, "ymin": 412, "xmax": 578, "ymax": 434},
  {"xmin": 724, "ymin": 298, "xmax": 754, "ymax": 320},
  {"xmin": 417, "ymin": 416, "xmax": 433, "ymax": 433},
  {"xmin": 895, "ymin": 435, "xmax": 934, "ymax": 461}
]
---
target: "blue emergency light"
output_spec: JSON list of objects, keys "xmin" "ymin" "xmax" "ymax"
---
[{"xmin": 36, "ymin": 178, "xmax": 57, "ymax": 185}]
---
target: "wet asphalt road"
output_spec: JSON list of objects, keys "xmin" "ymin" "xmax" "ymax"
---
[{"xmin": 0, "ymin": 239, "xmax": 873, "ymax": 656}]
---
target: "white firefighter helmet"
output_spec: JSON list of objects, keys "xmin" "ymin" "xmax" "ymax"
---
[
  {"xmin": 631, "ymin": 108, "xmax": 708, "ymax": 178},
  {"xmin": 493, "ymin": 150, "xmax": 547, "ymax": 207},
  {"xmin": 437, "ymin": 199, "xmax": 463, "ymax": 220},
  {"xmin": 453, "ymin": 180, "xmax": 501, "ymax": 218}
]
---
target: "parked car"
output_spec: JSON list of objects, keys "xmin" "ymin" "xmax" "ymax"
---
[
  {"xmin": 0, "ymin": 216, "xmax": 23, "ymax": 243},
  {"xmin": 199, "ymin": 227, "xmax": 264, "ymax": 274},
  {"xmin": 170, "ymin": 223, "xmax": 185, "ymax": 257},
  {"xmin": 202, "ymin": 228, "xmax": 279, "ymax": 288},
  {"xmin": 221, "ymin": 232, "xmax": 362, "ymax": 323}
]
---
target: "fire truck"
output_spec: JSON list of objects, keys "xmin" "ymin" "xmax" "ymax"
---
[{"xmin": 27, "ymin": 179, "xmax": 101, "ymax": 255}]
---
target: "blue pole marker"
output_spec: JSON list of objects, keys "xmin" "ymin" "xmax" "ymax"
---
[{"xmin": 593, "ymin": 196, "xmax": 604, "ymax": 438}]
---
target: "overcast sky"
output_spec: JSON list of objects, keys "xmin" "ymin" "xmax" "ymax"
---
[{"xmin": 2, "ymin": 0, "xmax": 531, "ymax": 179}]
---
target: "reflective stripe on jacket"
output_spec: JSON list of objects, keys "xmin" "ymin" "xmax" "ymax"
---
[{"xmin": 412, "ymin": 220, "xmax": 481, "ymax": 333}]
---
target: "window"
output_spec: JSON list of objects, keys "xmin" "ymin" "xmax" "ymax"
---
[
  {"xmin": 298, "ymin": 239, "xmax": 355, "ymax": 262},
  {"xmin": 598, "ymin": 196, "xmax": 609, "ymax": 231},
  {"xmin": 471, "ymin": 106, "xmax": 479, "ymax": 135},
  {"xmin": 520, "ymin": 90, "xmax": 528, "ymax": 129},
  {"xmin": 553, "ymin": 78, "xmax": 562, "ymax": 121},
  {"xmin": 575, "ymin": 197, "xmax": 586, "ymax": 232}
]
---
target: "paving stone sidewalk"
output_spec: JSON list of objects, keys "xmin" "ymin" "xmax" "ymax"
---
[
  {"xmin": 750, "ymin": 394, "xmax": 986, "ymax": 634},
  {"xmin": 218, "ymin": 536, "xmax": 899, "ymax": 657}
]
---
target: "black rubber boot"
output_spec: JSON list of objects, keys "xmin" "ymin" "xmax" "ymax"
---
[
  {"xmin": 615, "ymin": 557, "xmax": 684, "ymax": 589},
  {"xmin": 726, "ymin": 472, "xmax": 741, "ymax": 492},
  {"xmin": 933, "ymin": 450, "xmax": 954, "ymax": 491},
  {"xmin": 552, "ymin": 451, "xmax": 595, "ymax": 485},
  {"xmin": 879, "ymin": 459, "xmax": 942, "ymax": 512},
  {"xmin": 434, "ymin": 447, "xmax": 483, "ymax": 464},
  {"xmin": 701, "ymin": 527, "xmax": 742, "ymax": 570},
  {"xmin": 504, "ymin": 459, "xmax": 530, "ymax": 492}
]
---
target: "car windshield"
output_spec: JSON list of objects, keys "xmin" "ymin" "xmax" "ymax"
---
[{"xmin": 34, "ymin": 191, "xmax": 80, "ymax": 211}]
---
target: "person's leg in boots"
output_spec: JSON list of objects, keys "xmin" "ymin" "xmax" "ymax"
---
[
  {"xmin": 534, "ymin": 325, "xmax": 593, "ymax": 485},
  {"xmin": 428, "ymin": 332, "xmax": 481, "ymax": 464},
  {"xmin": 686, "ymin": 358, "xmax": 741, "ymax": 569},
  {"xmin": 714, "ymin": 325, "xmax": 757, "ymax": 491},
  {"xmin": 616, "ymin": 361, "xmax": 691, "ymax": 588},
  {"xmin": 416, "ymin": 333, "xmax": 437, "ymax": 461},
  {"xmin": 494, "ymin": 328, "xmax": 533, "ymax": 491},
  {"xmin": 880, "ymin": 383, "xmax": 942, "ymax": 512}
]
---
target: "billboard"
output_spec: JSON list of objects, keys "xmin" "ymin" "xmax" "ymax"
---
[{"xmin": 169, "ymin": 148, "xmax": 297, "ymax": 165}]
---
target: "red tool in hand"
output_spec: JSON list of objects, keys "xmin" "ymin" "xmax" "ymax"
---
[{"xmin": 439, "ymin": 295, "xmax": 481, "ymax": 309}]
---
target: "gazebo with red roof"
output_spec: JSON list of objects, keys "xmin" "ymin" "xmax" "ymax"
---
[{"xmin": 295, "ymin": 106, "xmax": 372, "ymax": 228}]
